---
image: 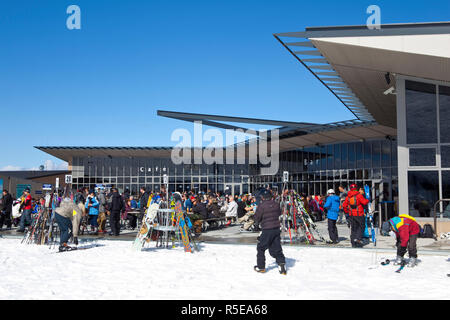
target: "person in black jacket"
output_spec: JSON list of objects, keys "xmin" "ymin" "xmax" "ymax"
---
[
  {"xmin": 109, "ymin": 188, "xmax": 125, "ymax": 236},
  {"xmin": 253, "ymin": 189, "xmax": 286, "ymax": 275},
  {"xmin": 1, "ymin": 190, "xmax": 13, "ymax": 230},
  {"xmin": 190, "ymin": 196, "xmax": 208, "ymax": 233},
  {"xmin": 138, "ymin": 187, "xmax": 150, "ymax": 222}
]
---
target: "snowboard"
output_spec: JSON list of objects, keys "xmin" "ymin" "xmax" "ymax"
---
[
  {"xmin": 174, "ymin": 200, "xmax": 192, "ymax": 253},
  {"xmin": 133, "ymin": 202, "xmax": 160, "ymax": 251}
]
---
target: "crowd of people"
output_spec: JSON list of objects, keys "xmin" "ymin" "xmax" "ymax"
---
[{"xmin": 0, "ymin": 183, "xmax": 420, "ymax": 268}]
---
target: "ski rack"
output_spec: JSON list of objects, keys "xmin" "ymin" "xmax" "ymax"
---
[{"xmin": 152, "ymin": 209, "xmax": 178, "ymax": 249}]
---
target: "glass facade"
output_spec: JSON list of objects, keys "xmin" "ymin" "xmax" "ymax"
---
[
  {"xmin": 71, "ymin": 156, "xmax": 250, "ymax": 195},
  {"xmin": 403, "ymin": 80, "xmax": 450, "ymax": 217},
  {"xmin": 70, "ymin": 138, "xmax": 398, "ymax": 199},
  {"xmin": 250, "ymin": 139, "xmax": 397, "ymax": 198}
]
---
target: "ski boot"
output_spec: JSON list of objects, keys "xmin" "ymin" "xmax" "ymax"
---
[
  {"xmin": 407, "ymin": 257, "xmax": 417, "ymax": 268},
  {"xmin": 393, "ymin": 256, "xmax": 405, "ymax": 266},
  {"xmin": 254, "ymin": 266, "xmax": 266, "ymax": 273},
  {"xmin": 278, "ymin": 263, "xmax": 287, "ymax": 275},
  {"xmin": 59, "ymin": 243, "xmax": 75, "ymax": 252}
]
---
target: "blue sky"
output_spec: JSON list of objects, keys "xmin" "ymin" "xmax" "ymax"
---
[{"xmin": 1, "ymin": 0, "xmax": 449, "ymax": 169}]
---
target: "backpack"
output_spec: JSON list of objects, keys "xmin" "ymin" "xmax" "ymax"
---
[
  {"xmin": 349, "ymin": 196, "xmax": 358, "ymax": 210},
  {"xmin": 381, "ymin": 221, "xmax": 391, "ymax": 236},
  {"xmin": 422, "ymin": 224, "xmax": 434, "ymax": 238}
]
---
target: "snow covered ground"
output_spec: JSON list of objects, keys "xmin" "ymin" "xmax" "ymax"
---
[{"xmin": 1, "ymin": 238, "xmax": 449, "ymax": 300}]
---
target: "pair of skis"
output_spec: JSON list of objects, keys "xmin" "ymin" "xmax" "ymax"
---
[
  {"xmin": 295, "ymin": 197, "xmax": 326, "ymax": 243},
  {"xmin": 380, "ymin": 259, "xmax": 409, "ymax": 273}
]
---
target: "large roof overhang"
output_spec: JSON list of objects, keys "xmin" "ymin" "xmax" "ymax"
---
[
  {"xmin": 35, "ymin": 147, "xmax": 175, "ymax": 163},
  {"xmin": 157, "ymin": 110, "xmax": 397, "ymax": 152},
  {"xmin": 274, "ymin": 22, "xmax": 450, "ymax": 128}
]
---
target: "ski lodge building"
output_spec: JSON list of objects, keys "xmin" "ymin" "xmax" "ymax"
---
[{"xmin": 35, "ymin": 22, "xmax": 450, "ymax": 230}]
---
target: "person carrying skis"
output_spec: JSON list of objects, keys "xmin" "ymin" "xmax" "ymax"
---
[
  {"xmin": 54, "ymin": 197, "xmax": 82, "ymax": 252},
  {"xmin": 343, "ymin": 184, "xmax": 369, "ymax": 248},
  {"xmin": 324, "ymin": 189, "xmax": 340, "ymax": 244},
  {"xmin": 385, "ymin": 215, "xmax": 420, "ymax": 267},
  {"xmin": 253, "ymin": 189, "xmax": 287, "ymax": 275}
]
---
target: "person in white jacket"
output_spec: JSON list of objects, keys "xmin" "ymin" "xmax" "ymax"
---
[{"xmin": 225, "ymin": 196, "xmax": 238, "ymax": 226}]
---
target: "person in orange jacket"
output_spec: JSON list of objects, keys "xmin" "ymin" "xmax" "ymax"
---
[{"xmin": 343, "ymin": 184, "xmax": 369, "ymax": 247}]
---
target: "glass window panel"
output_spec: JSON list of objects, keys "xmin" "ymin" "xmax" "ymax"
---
[
  {"xmin": 441, "ymin": 146, "xmax": 450, "ymax": 168},
  {"xmin": 382, "ymin": 168, "xmax": 391, "ymax": 181},
  {"xmin": 381, "ymin": 141, "xmax": 391, "ymax": 168},
  {"xmin": 406, "ymin": 80, "xmax": 437, "ymax": 144},
  {"xmin": 439, "ymin": 85, "xmax": 450, "ymax": 143},
  {"xmin": 372, "ymin": 141, "xmax": 381, "ymax": 168},
  {"xmin": 334, "ymin": 144, "xmax": 341, "ymax": 169},
  {"xmin": 356, "ymin": 170, "xmax": 363, "ymax": 180},
  {"xmin": 341, "ymin": 144, "xmax": 348, "ymax": 170},
  {"xmin": 409, "ymin": 148, "xmax": 436, "ymax": 167},
  {"xmin": 348, "ymin": 143, "xmax": 355, "ymax": 168},
  {"xmin": 327, "ymin": 145, "xmax": 334, "ymax": 170},
  {"xmin": 320, "ymin": 147, "xmax": 326, "ymax": 170},
  {"xmin": 364, "ymin": 142, "xmax": 371, "ymax": 169},
  {"xmin": 356, "ymin": 142, "xmax": 363, "ymax": 169},
  {"xmin": 408, "ymin": 171, "xmax": 439, "ymax": 217},
  {"xmin": 391, "ymin": 141, "xmax": 397, "ymax": 169},
  {"xmin": 440, "ymin": 171, "xmax": 450, "ymax": 218}
]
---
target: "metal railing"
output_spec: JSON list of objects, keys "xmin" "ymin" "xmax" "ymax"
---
[{"xmin": 433, "ymin": 199, "xmax": 450, "ymax": 238}]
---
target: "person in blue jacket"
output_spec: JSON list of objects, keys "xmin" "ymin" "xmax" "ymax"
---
[
  {"xmin": 85, "ymin": 190, "xmax": 100, "ymax": 234},
  {"xmin": 324, "ymin": 189, "xmax": 340, "ymax": 244}
]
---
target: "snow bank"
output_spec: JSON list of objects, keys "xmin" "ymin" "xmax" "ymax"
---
[{"xmin": 0, "ymin": 239, "xmax": 448, "ymax": 300}]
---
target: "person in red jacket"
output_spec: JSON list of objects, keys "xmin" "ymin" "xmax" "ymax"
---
[
  {"xmin": 343, "ymin": 184, "xmax": 369, "ymax": 247},
  {"xmin": 17, "ymin": 188, "xmax": 33, "ymax": 233},
  {"xmin": 387, "ymin": 215, "xmax": 421, "ymax": 267}
]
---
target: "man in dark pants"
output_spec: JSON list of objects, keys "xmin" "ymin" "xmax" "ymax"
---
[
  {"xmin": 253, "ymin": 189, "xmax": 286, "ymax": 275},
  {"xmin": 109, "ymin": 188, "xmax": 125, "ymax": 236},
  {"xmin": 54, "ymin": 198, "xmax": 82, "ymax": 251},
  {"xmin": 343, "ymin": 184, "xmax": 369, "ymax": 248},
  {"xmin": 1, "ymin": 190, "xmax": 13, "ymax": 230},
  {"xmin": 385, "ymin": 215, "xmax": 421, "ymax": 267},
  {"xmin": 138, "ymin": 187, "xmax": 150, "ymax": 223},
  {"xmin": 17, "ymin": 188, "xmax": 33, "ymax": 233}
]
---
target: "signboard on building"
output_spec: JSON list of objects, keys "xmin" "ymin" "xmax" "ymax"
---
[
  {"xmin": 55, "ymin": 178, "xmax": 60, "ymax": 189},
  {"xmin": 42, "ymin": 184, "xmax": 52, "ymax": 191},
  {"xmin": 65, "ymin": 175, "xmax": 72, "ymax": 184},
  {"xmin": 282, "ymin": 171, "xmax": 289, "ymax": 183},
  {"xmin": 163, "ymin": 174, "xmax": 168, "ymax": 185}
]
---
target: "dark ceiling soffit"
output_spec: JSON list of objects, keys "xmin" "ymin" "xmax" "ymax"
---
[
  {"xmin": 274, "ymin": 22, "xmax": 450, "ymax": 38},
  {"xmin": 157, "ymin": 110, "xmax": 319, "ymax": 129},
  {"xmin": 273, "ymin": 35, "xmax": 363, "ymax": 121}
]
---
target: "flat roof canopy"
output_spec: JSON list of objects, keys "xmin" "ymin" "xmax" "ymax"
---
[
  {"xmin": 35, "ymin": 147, "xmax": 175, "ymax": 162},
  {"xmin": 275, "ymin": 22, "xmax": 450, "ymax": 128}
]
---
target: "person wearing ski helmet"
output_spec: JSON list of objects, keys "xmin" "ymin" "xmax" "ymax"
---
[
  {"xmin": 324, "ymin": 189, "xmax": 340, "ymax": 244},
  {"xmin": 386, "ymin": 215, "xmax": 421, "ymax": 267},
  {"xmin": 253, "ymin": 189, "xmax": 286, "ymax": 275},
  {"xmin": 343, "ymin": 184, "xmax": 369, "ymax": 248}
]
